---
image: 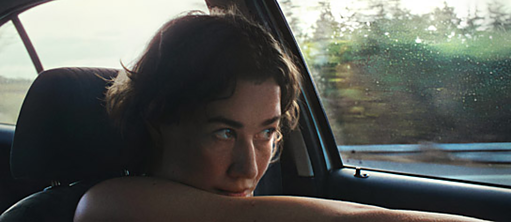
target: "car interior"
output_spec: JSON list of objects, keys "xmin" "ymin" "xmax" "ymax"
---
[
  {"xmin": 1, "ymin": 67, "xmax": 126, "ymax": 221},
  {"xmin": 0, "ymin": 0, "xmax": 510, "ymax": 221}
]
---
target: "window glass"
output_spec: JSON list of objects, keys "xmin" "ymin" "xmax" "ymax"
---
[
  {"xmin": 19, "ymin": 0, "xmax": 208, "ymax": 69},
  {"xmin": 279, "ymin": 0, "xmax": 511, "ymax": 186},
  {"xmin": 0, "ymin": 21, "xmax": 35, "ymax": 125},
  {"xmin": 0, "ymin": 0, "xmax": 207, "ymax": 125}
]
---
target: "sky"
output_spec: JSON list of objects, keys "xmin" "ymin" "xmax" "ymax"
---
[
  {"xmin": 284, "ymin": 0, "xmax": 510, "ymax": 35},
  {"xmin": 0, "ymin": 0, "xmax": 207, "ymax": 79}
]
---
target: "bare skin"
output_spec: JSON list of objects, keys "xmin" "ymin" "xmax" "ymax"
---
[
  {"xmin": 74, "ymin": 80, "xmax": 486, "ymax": 222},
  {"xmin": 74, "ymin": 177, "xmax": 485, "ymax": 222}
]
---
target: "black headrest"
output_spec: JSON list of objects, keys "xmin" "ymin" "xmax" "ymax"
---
[{"xmin": 11, "ymin": 67, "xmax": 130, "ymax": 182}]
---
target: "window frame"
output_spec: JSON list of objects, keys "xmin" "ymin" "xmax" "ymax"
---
[
  {"xmin": 0, "ymin": 1, "xmax": 48, "ymax": 75},
  {"xmin": 260, "ymin": 1, "xmax": 511, "ymax": 220},
  {"xmin": 269, "ymin": 0, "xmax": 511, "ymax": 190},
  {"xmin": 0, "ymin": 2, "xmax": 46, "ymax": 126}
]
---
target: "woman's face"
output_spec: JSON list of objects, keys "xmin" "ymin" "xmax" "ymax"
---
[{"xmin": 153, "ymin": 79, "xmax": 281, "ymax": 197}]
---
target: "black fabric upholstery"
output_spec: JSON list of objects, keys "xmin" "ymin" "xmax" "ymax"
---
[
  {"xmin": 1, "ymin": 67, "xmax": 129, "ymax": 221},
  {"xmin": 10, "ymin": 67, "xmax": 129, "ymax": 182},
  {"xmin": 1, "ymin": 66, "xmax": 283, "ymax": 221},
  {"xmin": 0, "ymin": 180, "xmax": 99, "ymax": 222}
]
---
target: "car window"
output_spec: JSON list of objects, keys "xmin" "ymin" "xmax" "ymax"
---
[
  {"xmin": 0, "ymin": 0, "xmax": 208, "ymax": 125},
  {"xmin": 0, "ymin": 21, "xmax": 35, "ymax": 125},
  {"xmin": 279, "ymin": 0, "xmax": 511, "ymax": 187},
  {"xmin": 19, "ymin": 0, "xmax": 208, "ymax": 70}
]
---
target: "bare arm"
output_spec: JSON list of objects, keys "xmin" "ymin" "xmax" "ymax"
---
[{"xmin": 74, "ymin": 177, "xmax": 486, "ymax": 222}]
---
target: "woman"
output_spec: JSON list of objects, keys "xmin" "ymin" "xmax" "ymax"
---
[{"xmin": 74, "ymin": 12, "xmax": 484, "ymax": 221}]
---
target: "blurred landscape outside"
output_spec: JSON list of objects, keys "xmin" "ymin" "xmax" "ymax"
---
[
  {"xmin": 0, "ymin": 21, "xmax": 34, "ymax": 124},
  {"xmin": 0, "ymin": 0, "xmax": 206, "ymax": 125},
  {"xmin": 279, "ymin": 0, "xmax": 511, "ymax": 185}
]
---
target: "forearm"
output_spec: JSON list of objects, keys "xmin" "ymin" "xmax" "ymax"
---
[
  {"xmin": 234, "ymin": 196, "xmax": 486, "ymax": 222},
  {"xmin": 75, "ymin": 177, "xmax": 487, "ymax": 222}
]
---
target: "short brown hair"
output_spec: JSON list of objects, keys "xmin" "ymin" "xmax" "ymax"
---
[{"xmin": 106, "ymin": 12, "xmax": 300, "ymax": 170}]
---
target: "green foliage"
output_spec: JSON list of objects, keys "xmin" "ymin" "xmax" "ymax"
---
[{"xmin": 299, "ymin": 0, "xmax": 511, "ymax": 145}]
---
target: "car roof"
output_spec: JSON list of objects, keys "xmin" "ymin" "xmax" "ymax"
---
[{"xmin": 0, "ymin": 0, "xmax": 50, "ymax": 21}]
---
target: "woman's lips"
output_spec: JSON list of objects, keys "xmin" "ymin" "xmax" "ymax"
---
[{"xmin": 217, "ymin": 189, "xmax": 252, "ymax": 197}]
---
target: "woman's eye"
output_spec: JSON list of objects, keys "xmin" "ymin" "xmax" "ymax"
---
[
  {"xmin": 213, "ymin": 129, "xmax": 235, "ymax": 140},
  {"xmin": 255, "ymin": 128, "xmax": 276, "ymax": 141}
]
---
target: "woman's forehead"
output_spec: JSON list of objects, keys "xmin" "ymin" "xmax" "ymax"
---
[{"xmin": 180, "ymin": 80, "xmax": 281, "ymax": 126}]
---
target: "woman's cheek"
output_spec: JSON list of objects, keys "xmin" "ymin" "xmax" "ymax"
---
[
  {"xmin": 256, "ymin": 142, "xmax": 273, "ymax": 164},
  {"xmin": 197, "ymin": 137, "xmax": 235, "ymax": 162}
]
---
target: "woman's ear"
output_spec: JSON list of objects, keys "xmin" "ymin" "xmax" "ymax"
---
[{"xmin": 270, "ymin": 130, "xmax": 283, "ymax": 163}]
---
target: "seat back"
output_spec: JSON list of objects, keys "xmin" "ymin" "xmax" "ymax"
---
[
  {"xmin": 0, "ymin": 67, "xmax": 130, "ymax": 221},
  {"xmin": 0, "ymin": 67, "xmax": 286, "ymax": 221}
]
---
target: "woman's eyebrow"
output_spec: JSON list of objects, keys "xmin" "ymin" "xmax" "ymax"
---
[
  {"xmin": 261, "ymin": 116, "xmax": 281, "ymax": 127},
  {"xmin": 208, "ymin": 116, "xmax": 243, "ymax": 128},
  {"xmin": 207, "ymin": 115, "xmax": 281, "ymax": 128}
]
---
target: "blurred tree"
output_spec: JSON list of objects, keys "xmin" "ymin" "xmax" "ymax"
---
[
  {"xmin": 429, "ymin": 2, "xmax": 461, "ymax": 41},
  {"xmin": 487, "ymin": 0, "xmax": 511, "ymax": 32},
  {"xmin": 289, "ymin": 0, "xmax": 511, "ymax": 144},
  {"xmin": 312, "ymin": 1, "xmax": 339, "ymax": 41},
  {"xmin": 279, "ymin": 0, "xmax": 306, "ymax": 40},
  {"xmin": 461, "ymin": 7, "xmax": 484, "ymax": 40}
]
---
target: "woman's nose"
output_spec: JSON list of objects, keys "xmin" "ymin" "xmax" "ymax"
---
[{"xmin": 227, "ymin": 137, "xmax": 258, "ymax": 179}]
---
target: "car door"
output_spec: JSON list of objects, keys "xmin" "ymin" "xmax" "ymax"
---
[{"xmin": 248, "ymin": 0, "xmax": 511, "ymax": 221}]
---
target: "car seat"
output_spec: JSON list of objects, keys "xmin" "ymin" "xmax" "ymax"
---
[
  {"xmin": 0, "ymin": 67, "xmax": 132, "ymax": 221},
  {"xmin": 0, "ymin": 66, "xmax": 287, "ymax": 221}
]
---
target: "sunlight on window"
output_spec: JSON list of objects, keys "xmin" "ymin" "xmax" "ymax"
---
[
  {"xmin": 0, "ymin": 21, "xmax": 34, "ymax": 124},
  {"xmin": 0, "ymin": 0, "xmax": 207, "ymax": 124},
  {"xmin": 279, "ymin": 0, "xmax": 511, "ymax": 186},
  {"xmin": 18, "ymin": 0, "xmax": 207, "ymax": 71}
]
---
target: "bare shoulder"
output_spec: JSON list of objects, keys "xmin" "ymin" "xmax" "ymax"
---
[
  {"xmin": 74, "ymin": 177, "xmax": 227, "ymax": 222},
  {"xmin": 73, "ymin": 177, "xmax": 318, "ymax": 221},
  {"xmin": 72, "ymin": 177, "xmax": 344, "ymax": 222},
  {"xmin": 73, "ymin": 177, "xmax": 486, "ymax": 222}
]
